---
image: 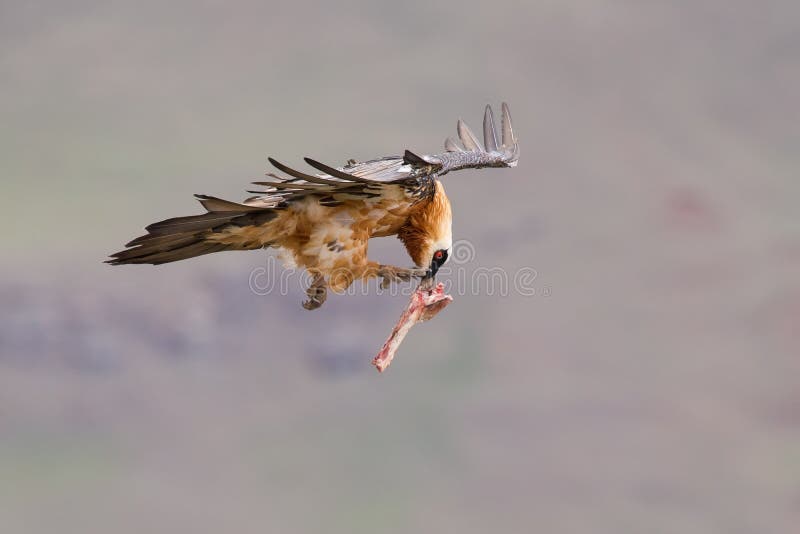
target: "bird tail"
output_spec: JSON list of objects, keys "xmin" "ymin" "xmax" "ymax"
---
[{"xmin": 106, "ymin": 195, "xmax": 277, "ymax": 265}]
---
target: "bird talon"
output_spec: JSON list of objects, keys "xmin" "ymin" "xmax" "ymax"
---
[
  {"xmin": 302, "ymin": 298, "xmax": 323, "ymax": 310},
  {"xmin": 378, "ymin": 265, "xmax": 424, "ymax": 286},
  {"xmin": 303, "ymin": 276, "xmax": 327, "ymax": 310},
  {"xmin": 413, "ymin": 269, "xmax": 431, "ymax": 279}
]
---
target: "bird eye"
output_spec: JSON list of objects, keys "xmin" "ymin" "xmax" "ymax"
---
[{"xmin": 434, "ymin": 250, "xmax": 444, "ymax": 260}]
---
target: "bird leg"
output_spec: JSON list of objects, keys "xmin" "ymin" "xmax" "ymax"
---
[
  {"xmin": 377, "ymin": 264, "xmax": 429, "ymax": 289},
  {"xmin": 302, "ymin": 272, "xmax": 328, "ymax": 310}
]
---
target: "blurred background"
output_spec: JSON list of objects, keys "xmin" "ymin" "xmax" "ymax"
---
[{"xmin": 1, "ymin": 1, "xmax": 798, "ymax": 532}]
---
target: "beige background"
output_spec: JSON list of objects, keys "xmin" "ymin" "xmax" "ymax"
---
[{"xmin": 1, "ymin": 1, "xmax": 798, "ymax": 533}]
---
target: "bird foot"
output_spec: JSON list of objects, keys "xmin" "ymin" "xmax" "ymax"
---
[
  {"xmin": 377, "ymin": 265, "xmax": 429, "ymax": 289},
  {"xmin": 302, "ymin": 277, "xmax": 328, "ymax": 310}
]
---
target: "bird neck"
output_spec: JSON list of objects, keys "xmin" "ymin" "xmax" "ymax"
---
[{"xmin": 398, "ymin": 181, "xmax": 452, "ymax": 267}]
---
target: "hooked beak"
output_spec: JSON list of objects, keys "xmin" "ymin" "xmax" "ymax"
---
[{"xmin": 419, "ymin": 267, "xmax": 436, "ymax": 290}]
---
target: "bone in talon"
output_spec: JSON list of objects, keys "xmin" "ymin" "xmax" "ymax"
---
[{"xmin": 372, "ymin": 282, "xmax": 453, "ymax": 373}]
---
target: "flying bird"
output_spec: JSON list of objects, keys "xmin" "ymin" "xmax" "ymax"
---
[{"xmin": 108, "ymin": 104, "xmax": 519, "ymax": 310}]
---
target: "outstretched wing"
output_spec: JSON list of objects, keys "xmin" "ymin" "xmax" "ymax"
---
[
  {"xmin": 240, "ymin": 102, "xmax": 519, "ymax": 208},
  {"xmin": 405, "ymin": 101, "xmax": 519, "ymax": 177}
]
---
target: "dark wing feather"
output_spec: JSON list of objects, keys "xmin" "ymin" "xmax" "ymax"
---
[
  {"xmin": 267, "ymin": 157, "xmax": 344, "ymax": 185},
  {"xmin": 244, "ymin": 157, "xmax": 422, "ymax": 207}
]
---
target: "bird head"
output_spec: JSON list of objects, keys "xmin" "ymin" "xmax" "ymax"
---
[
  {"xmin": 419, "ymin": 232, "xmax": 452, "ymax": 281},
  {"xmin": 398, "ymin": 181, "xmax": 452, "ymax": 282}
]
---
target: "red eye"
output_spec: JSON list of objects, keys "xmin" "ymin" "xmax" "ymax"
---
[{"xmin": 434, "ymin": 250, "xmax": 444, "ymax": 260}]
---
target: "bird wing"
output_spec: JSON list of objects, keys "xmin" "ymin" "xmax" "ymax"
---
[{"xmin": 240, "ymin": 102, "xmax": 519, "ymax": 209}]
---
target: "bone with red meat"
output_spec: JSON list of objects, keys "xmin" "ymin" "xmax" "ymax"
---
[{"xmin": 372, "ymin": 282, "xmax": 453, "ymax": 372}]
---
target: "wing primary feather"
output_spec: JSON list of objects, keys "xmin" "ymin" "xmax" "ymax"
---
[
  {"xmin": 403, "ymin": 150, "xmax": 428, "ymax": 166},
  {"xmin": 250, "ymin": 181, "xmax": 322, "ymax": 190},
  {"xmin": 501, "ymin": 102, "xmax": 515, "ymax": 147},
  {"xmin": 194, "ymin": 194, "xmax": 265, "ymax": 212},
  {"xmin": 145, "ymin": 212, "xmax": 249, "ymax": 233},
  {"xmin": 457, "ymin": 119, "xmax": 482, "ymax": 152},
  {"xmin": 303, "ymin": 157, "xmax": 376, "ymax": 183},
  {"xmin": 444, "ymin": 137, "xmax": 464, "ymax": 152},
  {"xmin": 483, "ymin": 105, "xmax": 498, "ymax": 152},
  {"xmin": 267, "ymin": 157, "xmax": 343, "ymax": 185}
]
